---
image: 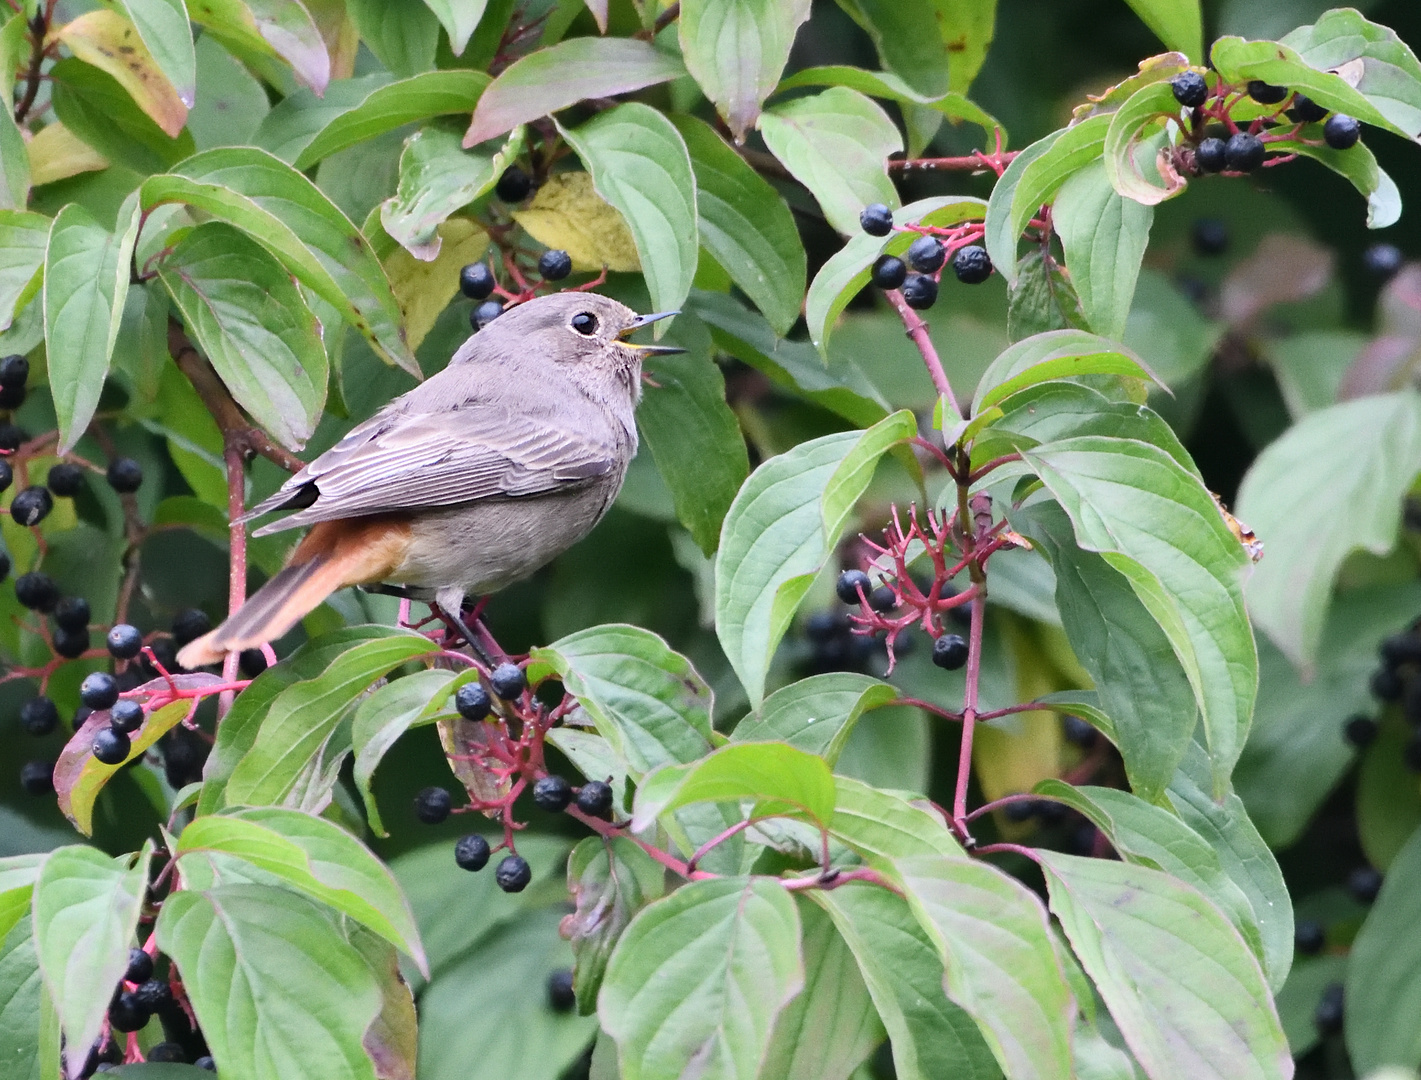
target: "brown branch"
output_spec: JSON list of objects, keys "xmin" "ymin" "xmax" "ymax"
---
[
  {"xmin": 12, "ymin": 13, "xmax": 45, "ymax": 124},
  {"xmin": 635, "ymin": 2, "xmax": 680, "ymax": 39}
]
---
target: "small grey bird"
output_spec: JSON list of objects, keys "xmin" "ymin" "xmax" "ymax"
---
[{"xmin": 177, "ymin": 292, "xmax": 680, "ymax": 668}]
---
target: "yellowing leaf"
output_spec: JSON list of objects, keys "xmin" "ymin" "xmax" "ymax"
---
[
  {"xmin": 511, "ymin": 171, "xmax": 639, "ymax": 273},
  {"xmin": 27, "ymin": 122, "xmax": 109, "ymax": 186},
  {"xmin": 56, "ymin": 9, "xmax": 188, "ymax": 137},
  {"xmin": 383, "ymin": 217, "xmax": 488, "ymax": 352}
]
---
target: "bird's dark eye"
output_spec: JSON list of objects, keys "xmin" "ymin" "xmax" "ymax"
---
[{"xmin": 571, "ymin": 312, "xmax": 599, "ymax": 335}]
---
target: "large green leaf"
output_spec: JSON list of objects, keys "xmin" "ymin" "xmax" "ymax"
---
[
  {"xmin": 1122, "ymin": 0, "xmax": 1201, "ymax": 60},
  {"xmin": 731, "ymin": 672, "xmax": 897, "ymax": 765},
  {"xmin": 421, "ymin": 0, "xmax": 487, "ymax": 56},
  {"xmin": 679, "ymin": 0, "xmax": 810, "ymax": 140},
  {"xmin": 254, "ymin": 75, "xmax": 394, "ymax": 163},
  {"xmin": 1281, "ymin": 7, "xmax": 1421, "ymax": 138},
  {"xmin": 600, "ymin": 877, "xmax": 803, "ymax": 1080},
  {"xmin": 1040, "ymin": 852, "xmax": 1291, "ymax": 1080},
  {"xmin": 971, "ymin": 329, "xmax": 1158, "ymax": 416},
  {"xmin": 115, "ymin": 0, "xmax": 197, "ymax": 109},
  {"xmin": 0, "ymin": 857, "xmax": 43, "ymax": 946},
  {"xmin": 157, "ymin": 884, "xmax": 384, "ymax": 1080},
  {"xmin": 671, "ymin": 115, "xmax": 806, "ymax": 335},
  {"xmin": 564, "ymin": 837, "xmax": 665, "ymax": 1015},
  {"xmin": 0, "ymin": 99, "xmax": 26, "ymax": 211},
  {"xmin": 1052, "ymin": 159, "xmax": 1154, "ymax": 340},
  {"xmin": 345, "ymin": 0, "xmax": 439, "ymax": 77},
  {"xmin": 758, "ymin": 87, "xmax": 901, "ymax": 236},
  {"xmin": 0, "ymin": 210, "xmax": 46, "ymax": 333},
  {"xmin": 190, "ymin": 0, "xmax": 329, "ymax": 95},
  {"xmin": 1007, "ymin": 249, "xmax": 1087, "ymax": 341},
  {"xmin": 982, "ymin": 122, "xmax": 1092, "ymax": 286},
  {"xmin": 838, "ymin": 0, "xmax": 954, "ymax": 99},
  {"xmin": 1102, "ymin": 83, "xmax": 1184, "ymax": 206},
  {"xmin": 560, "ymin": 103, "xmax": 697, "ymax": 325},
  {"xmin": 1270, "ymin": 137, "xmax": 1401, "ymax": 230},
  {"xmin": 49, "ymin": 57, "xmax": 195, "ymax": 175},
  {"xmin": 351, "ymin": 668, "xmax": 458, "ymax": 836},
  {"xmin": 631, "ymin": 742, "xmax": 836, "ymax": 832},
  {"xmin": 828, "ymin": 776, "xmax": 962, "ymax": 862},
  {"xmin": 1236, "ymin": 390, "xmax": 1421, "ymax": 671},
  {"xmin": 0, "ymin": 915, "xmax": 45, "ymax": 1080}
]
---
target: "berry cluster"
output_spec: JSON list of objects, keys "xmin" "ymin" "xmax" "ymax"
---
[
  {"xmin": 1347, "ymin": 620, "xmax": 1421, "ymax": 766},
  {"xmin": 1290, "ymin": 866, "xmax": 1382, "ymax": 1042},
  {"xmin": 859, "ymin": 204, "xmax": 993, "ymax": 311},
  {"xmin": 73, "ymin": 943, "xmax": 213, "ymax": 1074}
]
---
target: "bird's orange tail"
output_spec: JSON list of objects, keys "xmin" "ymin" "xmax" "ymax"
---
[{"xmin": 175, "ymin": 516, "xmax": 413, "ymax": 669}]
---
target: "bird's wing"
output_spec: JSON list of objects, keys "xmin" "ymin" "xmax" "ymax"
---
[{"xmin": 246, "ymin": 403, "xmax": 619, "ymax": 535}]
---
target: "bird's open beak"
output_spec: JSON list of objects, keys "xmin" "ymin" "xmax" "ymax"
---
[{"xmin": 618, "ymin": 310, "xmax": 685, "ymax": 354}]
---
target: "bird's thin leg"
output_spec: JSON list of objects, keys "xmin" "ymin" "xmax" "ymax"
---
[{"xmin": 435, "ymin": 587, "xmax": 496, "ymax": 667}]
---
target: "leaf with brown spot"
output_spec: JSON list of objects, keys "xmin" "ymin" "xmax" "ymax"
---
[{"xmin": 56, "ymin": 10, "xmax": 188, "ymax": 137}]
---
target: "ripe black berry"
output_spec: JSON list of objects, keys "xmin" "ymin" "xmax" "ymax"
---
[
  {"xmin": 1004, "ymin": 798, "xmax": 1036, "ymax": 823},
  {"xmin": 932, "ymin": 634, "xmax": 969, "ymax": 670},
  {"xmin": 53, "ymin": 596, "xmax": 90, "ymax": 631},
  {"xmin": 1247, "ymin": 80, "xmax": 1288, "ymax": 104},
  {"xmin": 414, "ymin": 786, "xmax": 452, "ymax": 824},
  {"xmin": 538, "ymin": 249, "xmax": 573, "ymax": 281},
  {"xmin": 1062, "ymin": 715, "xmax": 1096, "ymax": 747},
  {"xmin": 106, "ymin": 458, "xmax": 143, "ymax": 494},
  {"xmin": 1343, "ymin": 715, "xmax": 1379, "ymax": 748},
  {"xmin": 0, "ymin": 461, "xmax": 11, "ymax": 495},
  {"xmin": 171, "ymin": 608, "xmax": 211, "ymax": 648},
  {"xmin": 20, "ymin": 696, "xmax": 58, "ymax": 736},
  {"xmin": 459, "ymin": 262, "xmax": 495, "ymax": 300},
  {"xmin": 547, "ymin": 969, "xmax": 576, "ymax": 1011},
  {"xmin": 805, "ymin": 611, "xmax": 843, "ymax": 643},
  {"xmin": 532, "ymin": 774, "xmax": 572, "ymax": 812},
  {"xmin": 1191, "ymin": 218, "xmax": 1229, "ymax": 256},
  {"xmin": 901, "ymin": 274, "xmax": 938, "ymax": 310},
  {"xmin": 1348, "ymin": 865, "xmax": 1383, "ymax": 903},
  {"xmin": 81, "ymin": 672, "xmax": 119, "ymax": 710},
  {"xmin": 836, "ymin": 570, "xmax": 871, "ymax": 605},
  {"xmin": 1224, "ymin": 132, "xmax": 1265, "ymax": 172},
  {"xmin": 576, "ymin": 780, "xmax": 614, "ymax": 818},
  {"xmin": 495, "ymin": 854, "xmax": 531, "ymax": 893},
  {"xmin": 0, "ymin": 355, "xmax": 28, "ymax": 387},
  {"xmin": 107, "ymin": 991, "xmax": 148, "ymax": 1032},
  {"xmin": 1294, "ymin": 919, "xmax": 1325, "ymax": 956},
  {"xmin": 455, "ymin": 682, "xmax": 492, "ymax": 721},
  {"xmin": 495, "ymin": 165, "xmax": 532, "ymax": 203},
  {"xmin": 1363, "ymin": 243, "xmax": 1404, "ymax": 281},
  {"xmin": 107, "ymin": 624, "xmax": 143, "ymax": 660},
  {"xmin": 133, "ymin": 978, "xmax": 173, "ymax": 1011},
  {"xmin": 454, "ymin": 833, "xmax": 491, "ymax": 871},
  {"xmin": 19, "ymin": 759, "xmax": 52, "ymax": 795},
  {"xmin": 109, "ymin": 700, "xmax": 144, "ymax": 734},
  {"xmin": 10, "ymin": 486, "xmax": 52, "ymax": 527},
  {"xmin": 92, "ymin": 728, "xmax": 130, "ymax": 765},
  {"xmin": 1196, "ymin": 137, "xmax": 1227, "ymax": 172},
  {"xmin": 1170, "ymin": 71, "xmax": 1209, "ymax": 108},
  {"xmin": 14, "ymin": 572, "xmax": 57, "ymax": 611},
  {"xmin": 1289, "ymin": 93, "xmax": 1328, "ymax": 123},
  {"xmin": 870, "ymin": 254, "xmax": 907, "ymax": 290},
  {"xmin": 490, "ymin": 662, "xmax": 526, "ymax": 700},
  {"xmin": 0, "ymin": 425, "xmax": 23, "ymax": 452},
  {"xmin": 867, "ymin": 585, "xmax": 896, "ymax": 612},
  {"xmin": 239, "ymin": 648, "xmax": 268, "ymax": 677},
  {"xmin": 124, "ymin": 948, "xmax": 154, "ymax": 985},
  {"xmin": 146, "ymin": 1042, "xmax": 185, "ymax": 1064},
  {"xmin": 194, "ymin": 1057, "xmax": 216, "ymax": 1071},
  {"xmin": 471, "ymin": 299, "xmax": 504, "ymax": 330},
  {"xmin": 952, "ymin": 245, "xmax": 992, "ymax": 284},
  {"xmin": 51, "ymin": 625, "xmax": 89, "ymax": 659},
  {"xmin": 906, "ymin": 235, "xmax": 945, "ymax": 273},
  {"xmin": 1314, "ymin": 982, "xmax": 1344, "ymax": 1035},
  {"xmin": 0, "ymin": 384, "xmax": 26, "ymax": 410},
  {"xmin": 859, "ymin": 203, "xmax": 893, "ymax": 236},
  {"xmin": 1371, "ymin": 666, "xmax": 1404, "ymax": 702},
  {"xmin": 45, "ymin": 463, "xmax": 84, "ymax": 497},
  {"xmin": 1323, "ymin": 114, "xmax": 1360, "ymax": 149}
]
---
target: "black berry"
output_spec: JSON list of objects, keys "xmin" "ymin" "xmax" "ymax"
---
[
  {"xmin": 1062, "ymin": 715, "xmax": 1096, "ymax": 747},
  {"xmin": 171, "ymin": 608, "xmax": 211, "ymax": 648},
  {"xmin": 194, "ymin": 1057, "xmax": 216, "ymax": 1071},
  {"xmin": 1348, "ymin": 865, "xmax": 1382, "ymax": 903},
  {"xmin": 51, "ymin": 625, "xmax": 89, "ymax": 659},
  {"xmin": 133, "ymin": 978, "xmax": 173, "ymax": 1012},
  {"xmin": 906, "ymin": 235, "xmax": 946, "ymax": 273},
  {"xmin": 490, "ymin": 662, "xmax": 526, "ymax": 700},
  {"xmin": 147, "ymin": 1042, "xmax": 185, "ymax": 1064},
  {"xmin": 859, "ymin": 203, "xmax": 893, "ymax": 236},
  {"xmin": 53, "ymin": 596, "xmax": 90, "ymax": 631},
  {"xmin": 836, "ymin": 570, "xmax": 871, "ymax": 605},
  {"xmin": 459, "ymin": 262, "xmax": 495, "ymax": 300},
  {"xmin": 414, "ymin": 786, "xmax": 452, "ymax": 824},
  {"xmin": 495, "ymin": 166, "xmax": 532, "ymax": 203},
  {"xmin": 10, "ymin": 486, "xmax": 52, "ymax": 527},
  {"xmin": 576, "ymin": 780, "xmax": 614, "ymax": 818},
  {"xmin": 1196, "ymin": 136, "xmax": 1227, "ymax": 172},
  {"xmin": 867, "ymin": 585, "xmax": 897, "ymax": 613},
  {"xmin": 454, "ymin": 833, "xmax": 491, "ymax": 871},
  {"xmin": 952, "ymin": 245, "xmax": 992, "ymax": 284},
  {"xmin": 932, "ymin": 634, "xmax": 969, "ymax": 670},
  {"xmin": 1314, "ymin": 982, "xmax": 1344, "ymax": 1035},
  {"xmin": 494, "ymin": 854, "xmax": 531, "ymax": 893},
  {"xmin": 0, "ymin": 355, "xmax": 28, "ymax": 387},
  {"xmin": 454, "ymin": 682, "xmax": 492, "ymax": 721},
  {"xmin": 805, "ymin": 611, "xmax": 843, "ymax": 643},
  {"xmin": 1170, "ymin": 71, "xmax": 1209, "ymax": 108},
  {"xmin": 148, "ymin": 637, "xmax": 178, "ymax": 674},
  {"xmin": 107, "ymin": 991, "xmax": 149, "ymax": 1032},
  {"xmin": 0, "ymin": 425, "xmax": 23, "ymax": 452},
  {"xmin": 471, "ymin": 299, "xmax": 504, "ymax": 330},
  {"xmin": 14, "ymin": 571, "xmax": 57, "ymax": 611},
  {"xmin": 92, "ymin": 728, "xmax": 130, "ymax": 765},
  {"xmin": 0, "ymin": 460, "xmax": 11, "ymax": 494},
  {"xmin": 106, "ymin": 458, "xmax": 143, "ymax": 494},
  {"xmin": 1004, "ymin": 798, "xmax": 1036, "ymax": 823},
  {"xmin": 0, "ymin": 551, "xmax": 8, "ymax": 583},
  {"xmin": 109, "ymin": 700, "xmax": 144, "ymax": 734},
  {"xmin": 538, "ymin": 249, "xmax": 572, "ymax": 281},
  {"xmin": 1289, "ymin": 93, "xmax": 1328, "ymax": 123},
  {"xmin": 72, "ymin": 705, "xmax": 92, "ymax": 731},
  {"xmin": 20, "ymin": 696, "xmax": 58, "ymax": 736},
  {"xmin": 1371, "ymin": 666, "xmax": 1404, "ymax": 702},
  {"xmin": 0, "ymin": 384, "xmax": 25, "ymax": 410},
  {"xmin": 1363, "ymin": 243, "xmax": 1404, "ymax": 281},
  {"xmin": 1323, "ymin": 114, "xmax": 1360, "ymax": 149},
  {"xmin": 1247, "ymin": 80, "xmax": 1288, "ymax": 104},
  {"xmin": 901, "ymin": 274, "xmax": 938, "ymax": 310},
  {"xmin": 45, "ymin": 463, "xmax": 84, "ymax": 497},
  {"xmin": 106, "ymin": 624, "xmax": 143, "ymax": 660},
  {"xmin": 124, "ymin": 948, "xmax": 153, "ymax": 985},
  {"xmin": 532, "ymin": 774, "xmax": 572, "ymax": 812},
  {"xmin": 1191, "ymin": 218, "xmax": 1229, "ymax": 256},
  {"xmin": 1343, "ymin": 715, "xmax": 1379, "ymax": 748},
  {"xmin": 547, "ymin": 969, "xmax": 576, "ymax": 1011},
  {"xmin": 1224, "ymin": 132, "xmax": 1266, "ymax": 172},
  {"xmin": 238, "ymin": 648, "xmax": 268, "ymax": 677},
  {"xmin": 81, "ymin": 672, "xmax": 119, "ymax": 710},
  {"xmin": 870, "ymin": 254, "xmax": 907, "ymax": 290},
  {"xmin": 18, "ymin": 759, "xmax": 52, "ymax": 795},
  {"xmin": 1294, "ymin": 919, "xmax": 1325, "ymax": 956}
]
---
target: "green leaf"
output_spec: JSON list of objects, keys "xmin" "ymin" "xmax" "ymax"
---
[
  {"xmin": 559, "ymin": 103, "xmax": 697, "ymax": 325},
  {"xmin": 1122, "ymin": 0, "xmax": 1201, "ymax": 61},
  {"xmin": 679, "ymin": 0, "xmax": 810, "ymax": 141},
  {"xmin": 346, "ymin": 0, "xmax": 439, "ymax": 77},
  {"xmin": 294, "ymin": 70, "xmax": 490, "ymax": 170},
  {"xmin": 760, "ymin": 897, "xmax": 882, "ymax": 1080},
  {"xmin": 1052, "ymin": 159, "xmax": 1154, "ymax": 340},
  {"xmin": 600, "ymin": 877, "xmax": 803, "ymax": 1080},
  {"xmin": 43, "ymin": 201, "xmax": 140, "ymax": 453},
  {"xmin": 896, "ymin": 852, "xmax": 1076, "ymax": 1080},
  {"xmin": 143, "ymin": 147, "xmax": 418, "ymax": 376},
  {"xmin": 351, "ymin": 668, "xmax": 458, "ymax": 837},
  {"xmin": 176, "ymin": 807, "xmax": 425, "ymax": 970},
  {"xmin": 115, "ymin": 0, "xmax": 197, "ymax": 108},
  {"xmin": 835, "ymin": 0, "xmax": 952, "ymax": 99},
  {"xmin": 1276, "ymin": 954, "xmax": 1347, "ymax": 1059},
  {"xmin": 0, "ymin": 14, "xmax": 23, "ymax": 115},
  {"xmin": 972, "ymin": 329, "xmax": 1159, "ymax": 415},
  {"xmin": 731, "ymin": 672, "xmax": 897, "ymax": 765},
  {"xmin": 223, "ymin": 629, "xmax": 438, "ymax": 807},
  {"xmin": 758, "ymin": 87, "xmax": 901, "ymax": 236},
  {"xmin": 421, "ymin": 0, "xmax": 487, "ymax": 55},
  {"xmin": 33, "ymin": 845, "xmax": 151, "ymax": 1065},
  {"xmin": 1102, "ymin": 82, "xmax": 1185, "ymax": 206},
  {"xmin": 49, "ymin": 57, "xmax": 196, "ymax": 175},
  {"xmin": 1236, "ymin": 390, "xmax": 1421, "ymax": 671},
  {"xmin": 158, "ymin": 220, "xmax": 328, "ymax": 450},
  {"xmin": 190, "ymin": 0, "xmax": 330, "ymax": 95},
  {"xmin": 157, "ymin": 884, "xmax": 384, "ymax": 1080},
  {"xmin": 188, "ymin": 33, "xmax": 270, "ymax": 150},
  {"xmin": 0, "ymin": 856, "xmax": 43, "ymax": 945},
  {"xmin": 0, "ymin": 915, "xmax": 45, "ymax": 1080},
  {"xmin": 1040, "ymin": 852, "xmax": 1291, "ymax": 1080},
  {"xmin": 713, "ymin": 412, "xmax": 915, "ymax": 706},
  {"xmin": 828, "ymin": 776, "xmax": 962, "ymax": 861},
  {"xmin": 565, "ymin": 837, "xmax": 665, "ymax": 1014},
  {"xmin": 1270, "ymin": 137, "xmax": 1401, "ymax": 230},
  {"xmin": 380, "ymin": 122, "xmax": 521, "ymax": 260},
  {"xmin": 671, "ymin": 115, "xmax": 805, "ymax": 335},
  {"xmin": 1281, "ymin": 7, "xmax": 1421, "ymax": 139},
  {"xmin": 465, "ymin": 37, "xmax": 685, "ymax": 145},
  {"xmin": 1020, "ymin": 435, "xmax": 1256, "ymax": 794},
  {"xmin": 0, "ymin": 210, "xmax": 48, "ymax": 333},
  {"xmin": 0, "ymin": 109, "xmax": 26, "ymax": 212},
  {"xmin": 777, "ymin": 65, "xmax": 1003, "ymax": 147},
  {"xmin": 936, "ymin": 0, "xmax": 997, "ymax": 94},
  {"xmin": 631, "ymin": 742, "xmax": 836, "ymax": 832},
  {"xmin": 254, "ymin": 75, "xmax": 394, "ymax": 163},
  {"xmin": 1007, "ymin": 249, "xmax": 1087, "ymax": 342},
  {"xmin": 811, "ymin": 882, "xmax": 999, "ymax": 1080}
]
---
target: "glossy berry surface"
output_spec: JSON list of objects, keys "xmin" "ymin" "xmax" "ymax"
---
[
  {"xmin": 0, "ymin": 354, "xmax": 28, "ymax": 387},
  {"xmin": 495, "ymin": 165, "xmax": 532, "ymax": 203},
  {"xmin": 867, "ymin": 585, "xmax": 897, "ymax": 612},
  {"xmin": 1363, "ymin": 242, "xmax": 1404, "ymax": 281},
  {"xmin": 92, "ymin": 727, "xmax": 131, "ymax": 765},
  {"xmin": 455, "ymin": 682, "xmax": 492, "ymax": 721},
  {"xmin": 1290, "ymin": 93, "xmax": 1328, "ymax": 123},
  {"xmin": 1224, "ymin": 132, "xmax": 1266, "ymax": 172},
  {"xmin": 906, "ymin": 235, "xmax": 946, "ymax": 273},
  {"xmin": 147, "ymin": 1043, "xmax": 186, "ymax": 1064},
  {"xmin": 859, "ymin": 203, "xmax": 893, "ymax": 236},
  {"xmin": 495, "ymin": 854, "xmax": 532, "ymax": 893},
  {"xmin": 109, "ymin": 700, "xmax": 144, "ymax": 734},
  {"xmin": 459, "ymin": 262, "xmax": 494, "ymax": 300},
  {"xmin": 547, "ymin": 969, "xmax": 576, "ymax": 1012},
  {"xmin": 20, "ymin": 696, "xmax": 58, "ymax": 736},
  {"xmin": 1170, "ymin": 71, "xmax": 1208, "ymax": 108},
  {"xmin": 952, "ymin": 245, "xmax": 992, "ymax": 284},
  {"xmin": 0, "ymin": 460, "xmax": 11, "ymax": 494},
  {"xmin": 454, "ymin": 833, "xmax": 491, "ymax": 871},
  {"xmin": 472, "ymin": 299, "xmax": 504, "ymax": 330},
  {"xmin": 1246, "ymin": 80, "xmax": 1288, "ymax": 104},
  {"xmin": 0, "ymin": 425, "xmax": 23, "ymax": 452},
  {"xmin": 125, "ymin": 947, "xmax": 154, "ymax": 984},
  {"xmin": 106, "ymin": 458, "xmax": 143, "ymax": 493},
  {"xmin": 532, "ymin": 774, "xmax": 573, "ymax": 811},
  {"xmin": 538, "ymin": 249, "xmax": 573, "ymax": 281},
  {"xmin": 414, "ymin": 786, "xmax": 452, "ymax": 824},
  {"xmin": 19, "ymin": 760, "xmax": 52, "ymax": 795},
  {"xmin": 870, "ymin": 254, "xmax": 907, "ymax": 290},
  {"xmin": 194, "ymin": 1057, "xmax": 216, "ymax": 1071},
  {"xmin": 490, "ymin": 662, "xmax": 526, "ymax": 699},
  {"xmin": 1343, "ymin": 715, "xmax": 1379, "ymax": 748},
  {"xmin": 932, "ymin": 634, "xmax": 969, "ymax": 670},
  {"xmin": 107, "ymin": 624, "xmax": 143, "ymax": 659},
  {"xmin": 1324, "ymin": 114, "xmax": 1360, "ymax": 149},
  {"xmin": 53, "ymin": 596, "xmax": 90, "ymax": 631},
  {"xmin": 134, "ymin": 978, "xmax": 173, "ymax": 1011},
  {"xmin": 0, "ymin": 384, "xmax": 25, "ymax": 410},
  {"xmin": 46, "ymin": 463, "xmax": 84, "ymax": 497},
  {"xmin": 10, "ymin": 486, "xmax": 52, "ymax": 527},
  {"xmin": 14, "ymin": 572, "xmax": 57, "ymax": 611},
  {"xmin": 901, "ymin": 274, "xmax": 938, "ymax": 310},
  {"xmin": 81, "ymin": 672, "xmax": 120, "ymax": 710},
  {"xmin": 108, "ymin": 991, "xmax": 148, "ymax": 1032},
  {"xmin": 836, "ymin": 570, "xmax": 871, "ymax": 605},
  {"xmin": 576, "ymin": 780, "xmax": 614, "ymax": 818},
  {"xmin": 1195, "ymin": 137, "xmax": 1227, "ymax": 172}
]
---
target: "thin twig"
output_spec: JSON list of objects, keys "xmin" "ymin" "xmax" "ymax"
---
[
  {"xmin": 886, "ymin": 290, "xmax": 959, "ymax": 416},
  {"xmin": 12, "ymin": 13, "xmax": 45, "ymax": 124},
  {"xmin": 218, "ymin": 444, "xmax": 246, "ymax": 717}
]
